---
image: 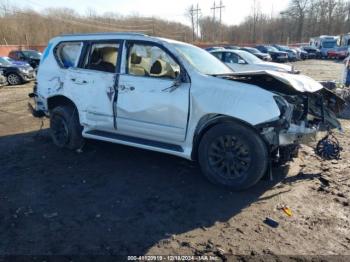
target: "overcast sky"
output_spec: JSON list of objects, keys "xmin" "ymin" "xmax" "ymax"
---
[{"xmin": 15, "ymin": 0, "xmax": 290, "ymax": 26}]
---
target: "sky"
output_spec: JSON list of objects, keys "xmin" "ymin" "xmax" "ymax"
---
[{"xmin": 13, "ymin": 0, "xmax": 290, "ymax": 26}]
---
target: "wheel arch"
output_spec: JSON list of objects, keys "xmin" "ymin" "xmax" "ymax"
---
[
  {"xmin": 47, "ymin": 95, "xmax": 77, "ymax": 112},
  {"xmin": 4, "ymin": 69, "xmax": 19, "ymax": 76},
  {"xmin": 191, "ymin": 114, "xmax": 268, "ymax": 160}
]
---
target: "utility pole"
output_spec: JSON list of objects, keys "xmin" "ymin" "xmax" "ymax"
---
[
  {"xmin": 211, "ymin": 1, "xmax": 217, "ymax": 21},
  {"xmin": 196, "ymin": 3, "xmax": 201, "ymax": 40},
  {"xmin": 190, "ymin": 5, "xmax": 195, "ymax": 42},
  {"xmin": 211, "ymin": 1, "xmax": 225, "ymax": 42},
  {"xmin": 190, "ymin": 4, "xmax": 201, "ymax": 42}
]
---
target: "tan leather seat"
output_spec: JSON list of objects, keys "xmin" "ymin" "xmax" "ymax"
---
[{"xmin": 129, "ymin": 53, "xmax": 146, "ymax": 76}]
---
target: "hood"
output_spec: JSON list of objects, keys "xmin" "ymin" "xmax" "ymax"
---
[
  {"xmin": 217, "ymin": 70, "xmax": 345, "ymax": 130},
  {"xmin": 257, "ymin": 52, "xmax": 270, "ymax": 56},
  {"xmin": 11, "ymin": 61, "xmax": 30, "ymax": 66},
  {"xmin": 257, "ymin": 62, "xmax": 292, "ymax": 72},
  {"xmin": 231, "ymin": 70, "xmax": 324, "ymax": 93}
]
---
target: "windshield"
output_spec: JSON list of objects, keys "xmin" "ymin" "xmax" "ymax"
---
[
  {"xmin": 322, "ymin": 41, "xmax": 336, "ymax": 49},
  {"xmin": 237, "ymin": 51, "xmax": 262, "ymax": 64},
  {"xmin": 266, "ymin": 46, "xmax": 279, "ymax": 52},
  {"xmin": 22, "ymin": 50, "xmax": 42, "ymax": 59},
  {"xmin": 244, "ymin": 47, "xmax": 259, "ymax": 54},
  {"xmin": 0, "ymin": 57, "xmax": 12, "ymax": 66},
  {"xmin": 174, "ymin": 43, "xmax": 232, "ymax": 75},
  {"xmin": 279, "ymin": 46, "xmax": 291, "ymax": 51}
]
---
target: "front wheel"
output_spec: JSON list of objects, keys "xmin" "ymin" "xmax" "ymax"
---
[
  {"xmin": 198, "ymin": 122, "xmax": 268, "ymax": 190},
  {"xmin": 7, "ymin": 73, "xmax": 22, "ymax": 85}
]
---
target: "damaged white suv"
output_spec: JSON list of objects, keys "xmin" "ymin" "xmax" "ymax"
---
[{"xmin": 30, "ymin": 33, "xmax": 344, "ymax": 190}]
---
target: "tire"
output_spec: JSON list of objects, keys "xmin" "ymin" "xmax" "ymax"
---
[
  {"xmin": 7, "ymin": 73, "xmax": 22, "ymax": 85},
  {"xmin": 198, "ymin": 122, "xmax": 268, "ymax": 190},
  {"xmin": 50, "ymin": 106, "xmax": 84, "ymax": 150}
]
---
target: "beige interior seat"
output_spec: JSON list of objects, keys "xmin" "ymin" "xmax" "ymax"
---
[{"xmin": 129, "ymin": 53, "xmax": 146, "ymax": 76}]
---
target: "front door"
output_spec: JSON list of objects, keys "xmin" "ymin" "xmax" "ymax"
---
[
  {"xmin": 116, "ymin": 42, "xmax": 190, "ymax": 143},
  {"xmin": 64, "ymin": 41, "xmax": 121, "ymax": 131}
]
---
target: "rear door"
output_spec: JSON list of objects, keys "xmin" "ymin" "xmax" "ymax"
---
[
  {"xmin": 116, "ymin": 41, "xmax": 190, "ymax": 143},
  {"xmin": 62, "ymin": 41, "xmax": 122, "ymax": 131}
]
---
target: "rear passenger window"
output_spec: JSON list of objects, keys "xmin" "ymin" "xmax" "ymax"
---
[
  {"xmin": 55, "ymin": 42, "xmax": 82, "ymax": 68},
  {"xmin": 83, "ymin": 43, "xmax": 119, "ymax": 73}
]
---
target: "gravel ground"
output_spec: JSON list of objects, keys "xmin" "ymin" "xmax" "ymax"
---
[{"xmin": 0, "ymin": 60, "xmax": 349, "ymax": 258}]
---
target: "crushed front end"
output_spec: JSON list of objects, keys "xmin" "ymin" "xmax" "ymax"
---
[{"xmin": 232, "ymin": 71, "xmax": 346, "ymax": 163}]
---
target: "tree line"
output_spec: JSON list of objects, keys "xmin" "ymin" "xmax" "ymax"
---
[
  {"xmin": 1, "ymin": 0, "xmax": 350, "ymax": 46},
  {"xmin": 198, "ymin": 0, "xmax": 350, "ymax": 45},
  {"xmin": 0, "ymin": 1, "xmax": 193, "ymax": 45}
]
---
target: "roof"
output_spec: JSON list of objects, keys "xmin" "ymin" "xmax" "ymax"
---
[{"xmin": 59, "ymin": 32, "xmax": 148, "ymax": 37}]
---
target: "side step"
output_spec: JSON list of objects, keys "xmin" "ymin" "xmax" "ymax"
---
[{"xmin": 85, "ymin": 130, "xmax": 184, "ymax": 152}]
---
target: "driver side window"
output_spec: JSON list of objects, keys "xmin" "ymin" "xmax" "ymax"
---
[
  {"xmin": 127, "ymin": 43, "xmax": 180, "ymax": 80},
  {"xmin": 224, "ymin": 52, "xmax": 239, "ymax": 63}
]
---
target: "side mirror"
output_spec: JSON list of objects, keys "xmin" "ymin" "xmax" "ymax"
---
[{"xmin": 238, "ymin": 59, "xmax": 246, "ymax": 64}]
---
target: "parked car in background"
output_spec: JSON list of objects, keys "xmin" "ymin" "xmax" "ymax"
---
[
  {"xmin": 273, "ymin": 45, "xmax": 298, "ymax": 61},
  {"xmin": 30, "ymin": 32, "xmax": 343, "ymax": 190},
  {"xmin": 224, "ymin": 45, "xmax": 240, "ymax": 50},
  {"xmin": 204, "ymin": 46, "xmax": 225, "ymax": 52},
  {"xmin": 0, "ymin": 70, "xmax": 7, "ymax": 86},
  {"xmin": 291, "ymin": 47, "xmax": 308, "ymax": 60},
  {"xmin": 240, "ymin": 47, "xmax": 272, "ymax": 61},
  {"xmin": 0, "ymin": 57, "xmax": 36, "ymax": 85},
  {"xmin": 310, "ymin": 35, "xmax": 337, "ymax": 58},
  {"xmin": 210, "ymin": 49, "xmax": 298, "ymax": 73},
  {"xmin": 8, "ymin": 50, "xmax": 42, "ymax": 69},
  {"xmin": 1, "ymin": 56, "xmax": 31, "ymax": 67},
  {"xmin": 327, "ymin": 46, "xmax": 348, "ymax": 60},
  {"xmin": 255, "ymin": 45, "xmax": 288, "ymax": 62},
  {"xmin": 301, "ymin": 46, "xmax": 321, "ymax": 59}
]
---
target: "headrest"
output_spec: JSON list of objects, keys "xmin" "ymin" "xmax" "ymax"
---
[
  {"xmin": 90, "ymin": 50, "xmax": 101, "ymax": 64},
  {"xmin": 150, "ymin": 60, "xmax": 162, "ymax": 75},
  {"xmin": 130, "ymin": 53, "xmax": 142, "ymax": 65}
]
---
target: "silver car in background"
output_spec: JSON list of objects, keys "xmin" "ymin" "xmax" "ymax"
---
[{"xmin": 210, "ymin": 49, "xmax": 298, "ymax": 73}]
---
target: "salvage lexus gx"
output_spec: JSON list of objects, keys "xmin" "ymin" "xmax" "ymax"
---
[{"xmin": 29, "ymin": 33, "xmax": 344, "ymax": 190}]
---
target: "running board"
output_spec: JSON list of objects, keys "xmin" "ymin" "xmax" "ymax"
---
[{"xmin": 85, "ymin": 130, "xmax": 184, "ymax": 152}]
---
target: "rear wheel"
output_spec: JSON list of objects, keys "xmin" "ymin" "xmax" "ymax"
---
[
  {"xmin": 198, "ymin": 122, "xmax": 268, "ymax": 190},
  {"xmin": 7, "ymin": 73, "xmax": 22, "ymax": 85},
  {"xmin": 50, "ymin": 106, "xmax": 84, "ymax": 150}
]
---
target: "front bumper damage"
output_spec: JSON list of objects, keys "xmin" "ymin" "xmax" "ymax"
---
[{"xmin": 229, "ymin": 70, "xmax": 346, "ymax": 160}]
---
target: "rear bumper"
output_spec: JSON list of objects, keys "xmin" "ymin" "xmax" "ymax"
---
[{"xmin": 328, "ymin": 52, "xmax": 347, "ymax": 59}]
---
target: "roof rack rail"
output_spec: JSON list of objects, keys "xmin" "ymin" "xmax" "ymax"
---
[{"xmin": 59, "ymin": 32, "xmax": 148, "ymax": 37}]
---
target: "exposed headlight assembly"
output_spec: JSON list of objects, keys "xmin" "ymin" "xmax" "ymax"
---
[{"xmin": 274, "ymin": 96, "xmax": 293, "ymax": 121}]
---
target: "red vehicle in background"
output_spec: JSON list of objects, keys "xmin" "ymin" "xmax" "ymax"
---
[{"xmin": 327, "ymin": 47, "xmax": 348, "ymax": 59}]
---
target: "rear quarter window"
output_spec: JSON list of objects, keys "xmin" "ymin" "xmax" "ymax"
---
[{"xmin": 55, "ymin": 42, "xmax": 83, "ymax": 68}]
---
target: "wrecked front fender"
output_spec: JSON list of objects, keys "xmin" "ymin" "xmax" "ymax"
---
[{"xmin": 228, "ymin": 70, "xmax": 345, "ymax": 131}]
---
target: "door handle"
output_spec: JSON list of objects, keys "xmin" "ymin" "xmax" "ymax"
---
[
  {"xmin": 71, "ymin": 78, "xmax": 88, "ymax": 85},
  {"xmin": 118, "ymin": 85, "xmax": 135, "ymax": 91}
]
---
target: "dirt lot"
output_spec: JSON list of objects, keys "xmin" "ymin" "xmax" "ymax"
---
[{"xmin": 0, "ymin": 59, "xmax": 349, "ymax": 258}]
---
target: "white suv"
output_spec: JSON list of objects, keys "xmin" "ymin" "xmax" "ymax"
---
[{"xmin": 30, "ymin": 33, "xmax": 344, "ymax": 190}]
